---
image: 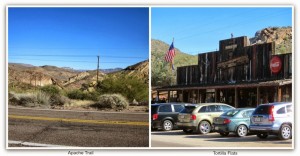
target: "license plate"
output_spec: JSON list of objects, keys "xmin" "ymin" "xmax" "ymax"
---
[
  {"xmin": 254, "ymin": 117, "xmax": 261, "ymax": 122},
  {"xmin": 215, "ymin": 126, "xmax": 219, "ymax": 130},
  {"xmin": 180, "ymin": 116, "xmax": 185, "ymax": 119}
]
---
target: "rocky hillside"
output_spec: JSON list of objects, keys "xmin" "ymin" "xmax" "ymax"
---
[
  {"xmin": 8, "ymin": 60, "xmax": 148, "ymax": 91},
  {"xmin": 250, "ymin": 27, "xmax": 292, "ymax": 54},
  {"xmin": 110, "ymin": 60, "xmax": 149, "ymax": 84},
  {"xmin": 151, "ymin": 39, "xmax": 198, "ymax": 86},
  {"xmin": 8, "ymin": 63, "xmax": 105, "ymax": 90}
]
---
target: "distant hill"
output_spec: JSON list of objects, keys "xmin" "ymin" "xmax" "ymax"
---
[
  {"xmin": 250, "ymin": 26, "xmax": 292, "ymax": 54},
  {"xmin": 100, "ymin": 68, "xmax": 123, "ymax": 74},
  {"xmin": 151, "ymin": 39, "xmax": 198, "ymax": 87}
]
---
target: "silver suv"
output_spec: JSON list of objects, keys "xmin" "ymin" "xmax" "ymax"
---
[
  {"xmin": 177, "ymin": 103, "xmax": 235, "ymax": 134},
  {"xmin": 249, "ymin": 102, "xmax": 292, "ymax": 140}
]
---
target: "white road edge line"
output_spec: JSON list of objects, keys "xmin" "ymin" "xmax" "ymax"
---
[
  {"xmin": 8, "ymin": 107, "xmax": 148, "ymax": 115},
  {"xmin": 8, "ymin": 140, "xmax": 77, "ymax": 148}
]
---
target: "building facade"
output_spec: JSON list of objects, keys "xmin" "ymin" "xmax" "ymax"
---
[{"xmin": 155, "ymin": 36, "xmax": 292, "ymax": 108}]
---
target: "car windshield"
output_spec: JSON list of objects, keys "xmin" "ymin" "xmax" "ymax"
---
[
  {"xmin": 221, "ymin": 109, "xmax": 240, "ymax": 117},
  {"xmin": 180, "ymin": 106, "xmax": 197, "ymax": 114}
]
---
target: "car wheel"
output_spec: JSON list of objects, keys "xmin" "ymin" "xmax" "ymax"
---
[
  {"xmin": 183, "ymin": 129, "xmax": 193, "ymax": 134},
  {"xmin": 236, "ymin": 125, "xmax": 248, "ymax": 137},
  {"xmin": 257, "ymin": 133, "xmax": 268, "ymax": 139},
  {"xmin": 219, "ymin": 132, "xmax": 229, "ymax": 136},
  {"xmin": 198, "ymin": 121, "xmax": 211, "ymax": 134},
  {"xmin": 278, "ymin": 124, "xmax": 292, "ymax": 140},
  {"xmin": 162, "ymin": 120, "xmax": 173, "ymax": 131}
]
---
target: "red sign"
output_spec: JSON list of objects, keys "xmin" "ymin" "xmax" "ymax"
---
[{"xmin": 270, "ymin": 56, "xmax": 282, "ymax": 74}]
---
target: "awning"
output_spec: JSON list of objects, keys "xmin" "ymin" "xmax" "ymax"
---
[{"xmin": 155, "ymin": 79, "xmax": 292, "ymax": 91}]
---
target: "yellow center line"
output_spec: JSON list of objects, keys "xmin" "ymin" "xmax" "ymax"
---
[{"xmin": 9, "ymin": 115, "xmax": 148, "ymax": 126}]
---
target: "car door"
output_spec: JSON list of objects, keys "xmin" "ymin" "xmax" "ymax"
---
[{"xmin": 158, "ymin": 105, "xmax": 173, "ymax": 121}]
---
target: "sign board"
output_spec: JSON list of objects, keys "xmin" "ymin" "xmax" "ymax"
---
[{"xmin": 270, "ymin": 56, "xmax": 282, "ymax": 74}]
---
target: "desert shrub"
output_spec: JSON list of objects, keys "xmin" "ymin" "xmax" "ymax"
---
[
  {"xmin": 8, "ymin": 91, "xmax": 50, "ymax": 107},
  {"xmin": 67, "ymin": 89, "xmax": 100, "ymax": 101},
  {"xmin": 40, "ymin": 85, "xmax": 60, "ymax": 95},
  {"xmin": 67, "ymin": 90, "xmax": 85, "ymax": 100},
  {"xmin": 94, "ymin": 94, "xmax": 129, "ymax": 110},
  {"xmin": 49, "ymin": 94, "xmax": 70, "ymax": 106},
  {"xmin": 98, "ymin": 75, "xmax": 148, "ymax": 102},
  {"xmin": 35, "ymin": 91, "xmax": 50, "ymax": 105}
]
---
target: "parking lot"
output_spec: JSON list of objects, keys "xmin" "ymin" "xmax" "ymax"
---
[{"xmin": 151, "ymin": 130, "xmax": 293, "ymax": 148}]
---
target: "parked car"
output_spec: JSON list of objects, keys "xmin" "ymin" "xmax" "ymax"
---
[
  {"xmin": 212, "ymin": 108, "xmax": 255, "ymax": 137},
  {"xmin": 249, "ymin": 102, "xmax": 292, "ymax": 140},
  {"xmin": 177, "ymin": 103, "xmax": 235, "ymax": 134},
  {"xmin": 151, "ymin": 103, "xmax": 188, "ymax": 131}
]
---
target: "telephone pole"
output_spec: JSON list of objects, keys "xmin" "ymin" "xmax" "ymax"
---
[{"xmin": 97, "ymin": 55, "xmax": 99, "ymax": 84}]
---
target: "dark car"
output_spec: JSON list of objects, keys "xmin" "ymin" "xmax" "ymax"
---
[
  {"xmin": 249, "ymin": 102, "xmax": 292, "ymax": 140},
  {"xmin": 213, "ymin": 108, "xmax": 255, "ymax": 137},
  {"xmin": 151, "ymin": 103, "xmax": 188, "ymax": 131}
]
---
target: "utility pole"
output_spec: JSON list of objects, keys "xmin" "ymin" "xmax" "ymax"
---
[{"xmin": 97, "ymin": 55, "xmax": 99, "ymax": 84}]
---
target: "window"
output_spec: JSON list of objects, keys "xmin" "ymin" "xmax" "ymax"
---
[
  {"xmin": 242, "ymin": 110, "xmax": 254, "ymax": 118},
  {"xmin": 159, "ymin": 105, "xmax": 172, "ymax": 112},
  {"xmin": 174, "ymin": 105, "xmax": 184, "ymax": 112},
  {"xmin": 208, "ymin": 105, "xmax": 218, "ymax": 112},
  {"xmin": 222, "ymin": 110, "xmax": 239, "ymax": 117},
  {"xmin": 253, "ymin": 105, "xmax": 271, "ymax": 114},
  {"xmin": 199, "ymin": 106, "xmax": 208, "ymax": 112},
  {"xmin": 277, "ymin": 107, "xmax": 286, "ymax": 114},
  {"xmin": 221, "ymin": 105, "xmax": 234, "ymax": 112},
  {"xmin": 180, "ymin": 106, "xmax": 200, "ymax": 114}
]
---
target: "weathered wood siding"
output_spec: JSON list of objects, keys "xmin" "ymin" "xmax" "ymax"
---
[{"xmin": 177, "ymin": 39, "xmax": 292, "ymax": 85}]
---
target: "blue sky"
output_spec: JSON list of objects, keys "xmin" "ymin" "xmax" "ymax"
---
[
  {"xmin": 152, "ymin": 7, "xmax": 292, "ymax": 54},
  {"xmin": 8, "ymin": 7, "xmax": 149, "ymax": 70}
]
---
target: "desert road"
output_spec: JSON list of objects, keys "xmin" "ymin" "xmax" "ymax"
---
[{"xmin": 8, "ymin": 107, "xmax": 149, "ymax": 147}]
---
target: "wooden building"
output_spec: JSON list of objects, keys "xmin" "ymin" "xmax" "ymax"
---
[{"xmin": 155, "ymin": 36, "xmax": 292, "ymax": 108}]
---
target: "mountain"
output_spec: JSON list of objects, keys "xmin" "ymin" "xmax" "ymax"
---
[
  {"xmin": 151, "ymin": 39, "xmax": 198, "ymax": 87},
  {"xmin": 100, "ymin": 68, "xmax": 123, "ymax": 74},
  {"xmin": 250, "ymin": 26, "xmax": 292, "ymax": 54},
  {"xmin": 8, "ymin": 60, "xmax": 148, "ymax": 91},
  {"xmin": 110, "ymin": 60, "xmax": 149, "ymax": 84}
]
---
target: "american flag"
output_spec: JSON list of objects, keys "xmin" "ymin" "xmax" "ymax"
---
[{"xmin": 164, "ymin": 42, "xmax": 175, "ymax": 62}]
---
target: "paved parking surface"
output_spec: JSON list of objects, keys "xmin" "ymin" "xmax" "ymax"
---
[{"xmin": 151, "ymin": 130, "xmax": 293, "ymax": 148}]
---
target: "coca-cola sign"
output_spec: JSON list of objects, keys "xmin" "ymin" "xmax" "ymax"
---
[{"xmin": 270, "ymin": 56, "xmax": 282, "ymax": 74}]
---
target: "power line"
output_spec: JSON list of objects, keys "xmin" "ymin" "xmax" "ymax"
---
[
  {"xmin": 9, "ymin": 58, "xmax": 140, "ymax": 64},
  {"xmin": 176, "ymin": 10, "xmax": 290, "ymax": 41},
  {"xmin": 9, "ymin": 54, "xmax": 147, "ymax": 59},
  {"xmin": 8, "ymin": 47, "xmax": 148, "ymax": 50}
]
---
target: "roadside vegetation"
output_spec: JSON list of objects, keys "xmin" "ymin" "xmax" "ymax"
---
[
  {"xmin": 151, "ymin": 39, "xmax": 198, "ymax": 86},
  {"xmin": 8, "ymin": 74, "xmax": 148, "ymax": 111}
]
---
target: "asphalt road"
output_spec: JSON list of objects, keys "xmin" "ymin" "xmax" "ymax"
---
[
  {"xmin": 8, "ymin": 107, "xmax": 149, "ymax": 147},
  {"xmin": 151, "ymin": 130, "xmax": 293, "ymax": 148}
]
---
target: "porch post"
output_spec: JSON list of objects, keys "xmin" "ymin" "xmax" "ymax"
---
[
  {"xmin": 257, "ymin": 87, "xmax": 260, "ymax": 106},
  {"xmin": 278, "ymin": 86, "xmax": 282, "ymax": 102},
  {"xmin": 167, "ymin": 90, "xmax": 170, "ymax": 102},
  {"xmin": 235, "ymin": 87, "xmax": 238, "ymax": 108}
]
